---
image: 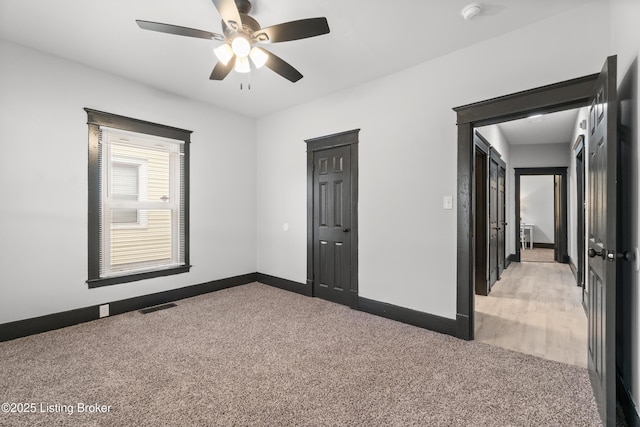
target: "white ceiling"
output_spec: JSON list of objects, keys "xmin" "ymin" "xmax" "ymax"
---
[
  {"xmin": 0, "ymin": 0, "xmax": 596, "ymax": 118},
  {"xmin": 497, "ymin": 108, "xmax": 582, "ymax": 146}
]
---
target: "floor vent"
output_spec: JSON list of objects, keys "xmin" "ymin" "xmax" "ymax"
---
[{"xmin": 139, "ymin": 303, "xmax": 177, "ymax": 314}]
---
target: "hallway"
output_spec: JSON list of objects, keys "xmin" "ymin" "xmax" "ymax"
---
[{"xmin": 475, "ymin": 261, "xmax": 587, "ymax": 368}]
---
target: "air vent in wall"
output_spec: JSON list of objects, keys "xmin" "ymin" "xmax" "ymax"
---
[{"xmin": 139, "ymin": 303, "xmax": 177, "ymax": 314}]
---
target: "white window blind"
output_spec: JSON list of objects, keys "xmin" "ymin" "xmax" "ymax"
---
[
  {"xmin": 99, "ymin": 127, "xmax": 185, "ymax": 278},
  {"xmin": 112, "ymin": 163, "xmax": 140, "ymax": 224}
]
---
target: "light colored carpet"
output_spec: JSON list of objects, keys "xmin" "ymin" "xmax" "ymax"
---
[{"xmin": 0, "ymin": 283, "xmax": 601, "ymax": 426}]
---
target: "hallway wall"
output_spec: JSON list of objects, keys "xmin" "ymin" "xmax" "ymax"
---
[{"xmin": 520, "ymin": 175, "xmax": 555, "ymax": 244}]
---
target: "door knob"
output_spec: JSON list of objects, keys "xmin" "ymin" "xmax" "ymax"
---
[
  {"xmin": 342, "ymin": 228, "xmax": 350, "ymax": 233},
  {"xmin": 588, "ymin": 248, "xmax": 605, "ymax": 259},
  {"xmin": 617, "ymin": 251, "xmax": 634, "ymax": 262}
]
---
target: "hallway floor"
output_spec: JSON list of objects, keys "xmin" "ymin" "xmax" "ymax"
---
[
  {"xmin": 475, "ymin": 261, "xmax": 587, "ymax": 368},
  {"xmin": 520, "ymin": 247, "xmax": 555, "ymax": 262}
]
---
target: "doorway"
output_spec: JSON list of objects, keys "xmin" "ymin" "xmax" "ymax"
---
[
  {"xmin": 453, "ymin": 73, "xmax": 598, "ymax": 339},
  {"xmin": 455, "ymin": 56, "xmax": 622, "ymax": 426},
  {"xmin": 305, "ymin": 129, "xmax": 359, "ymax": 308},
  {"xmin": 515, "ymin": 167, "xmax": 568, "ymax": 264}
]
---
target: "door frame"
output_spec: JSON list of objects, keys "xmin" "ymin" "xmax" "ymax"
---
[
  {"xmin": 514, "ymin": 167, "xmax": 568, "ymax": 263},
  {"xmin": 453, "ymin": 73, "xmax": 599, "ymax": 340},
  {"xmin": 574, "ymin": 134, "xmax": 587, "ymax": 308},
  {"xmin": 305, "ymin": 129, "xmax": 360, "ymax": 308}
]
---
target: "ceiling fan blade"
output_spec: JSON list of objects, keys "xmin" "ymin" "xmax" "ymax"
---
[
  {"xmin": 136, "ymin": 20, "xmax": 224, "ymax": 41},
  {"xmin": 210, "ymin": 58, "xmax": 236, "ymax": 80},
  {"xmin": 254, "ymin": 18, "xmax": 329, "ymax": 43},
  {"xmin": 262, "ymin": 49, "xmax": 303, "ymax": 83},
  {"xmin": 211, "ymin": 0, "xmax": 243, "ymax": 31}
]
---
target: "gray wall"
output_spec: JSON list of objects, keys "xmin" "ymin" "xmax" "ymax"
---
[{"xmin": 520, "ymin": 175, "xmax": 555, "ymax": 244}]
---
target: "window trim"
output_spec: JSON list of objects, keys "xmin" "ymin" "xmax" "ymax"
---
[{"xmin": 86, "ymin": 108, "xmax": 191, "ymax": 288}]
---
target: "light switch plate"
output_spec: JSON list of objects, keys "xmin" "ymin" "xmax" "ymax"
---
[{"xmin": 443, "ymin": 196, "xmax": 453, "ymax": 210}]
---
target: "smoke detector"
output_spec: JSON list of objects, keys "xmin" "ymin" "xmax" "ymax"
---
[{"xmin": 461, "ymin": 3, "xmax": 482, "ymax": 21}]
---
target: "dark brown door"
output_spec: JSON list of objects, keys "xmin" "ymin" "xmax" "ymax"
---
[
  {"xmin": 554, "ymin": 175, "xmax": 562, "ymax": 262},
  {"xmin": 474, "ymin": 150, "xmax": 488, "ymax": 295},
  {"xmin": 313, "ymin": 145, "xmax": 352, "ymax": 305},
  {"xmin": 497, "ymin": 166, "xmax": 506, "ymax": 277},
  {"xmin": 587, "ymin": 55, "xmax": 617, "ymax": 426},
  {"xmin": 488, "ymin": 159, "xmax": 498, "ymax": 287}
]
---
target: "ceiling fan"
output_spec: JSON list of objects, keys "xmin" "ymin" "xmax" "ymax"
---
[{"xmin": 136, "ymin": 0, "xmax": 330, "ymax": 83}]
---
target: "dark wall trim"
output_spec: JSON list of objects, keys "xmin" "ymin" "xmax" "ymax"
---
[
  {"xmin": 618, "ymin": 374, "xmax": 640, "ymax": 427},
  {"xmin": 4, "ymin": 270, "xmax": 470, "ymax": 345},
  {"xmin": 305, "ymin": 129, "xmax": 360, "ymax": 307},
  {"xmin": 453, "ymin": 73, "xmax": 598, "ymax": 340},
  {"xmin": 357, "ymin": 297, "xmax": 457, "ymax": 338},
  {"xmin": 85, "ymin": 108, "xmax": 192, "ymax": 141},
  {"xmin": 109, "ymin": 273, "xmax": 256, "ymax": 315},
  {"xmin": 532, "ymin": 242, "xmax": 555, "ymax": 249},
  {"xmin": 257, "ymin": 273, "xmax": 311, "ymax": 297},
  {"xmin": 88, "ymin": 266, "xmax": 192, "ymax": 288},
  {"xmin": 454, "ymin": 74, "xmax": 599, "ymax": 125},
  {"xmin": 0, "ymin": 273, "xmax": 256, "ymax": 342}
]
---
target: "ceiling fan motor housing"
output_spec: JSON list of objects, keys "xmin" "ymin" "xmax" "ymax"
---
[
  {"xmin": 235, "ymin": 0, "xmax": 252, "ymax": 14},
  {"xmin": 223, "ymin": 13, "xmax": 261, "ymax": 37}
]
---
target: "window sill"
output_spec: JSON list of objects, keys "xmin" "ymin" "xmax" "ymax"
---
[{"xmin": 87, "ymin": 265, "xmax": 191, "ymax": 288}]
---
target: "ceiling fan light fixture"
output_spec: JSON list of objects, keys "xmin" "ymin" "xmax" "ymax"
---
[
  {"xmin": 214, "ymin": 43, "xmax": 234, "ymax": 65},
  {"xmin": 249, "ymin": 47, "xmax": 268, "ymax": 69},
  {"xmin": 234, "ymin": 56, "xmax": 251, "ymax": 73},
  {"xmin": 231, "ymin": 36, "xmax": 251, "ymax": 57}
]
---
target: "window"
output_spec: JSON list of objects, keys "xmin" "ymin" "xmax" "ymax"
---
[
  {"xmin": 111, "ymin": 158, "xmax": 146, "ymax": 226},
  {"xmin": 86, "ymin": 109, "xmax": 191, "ymax": 287}
]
